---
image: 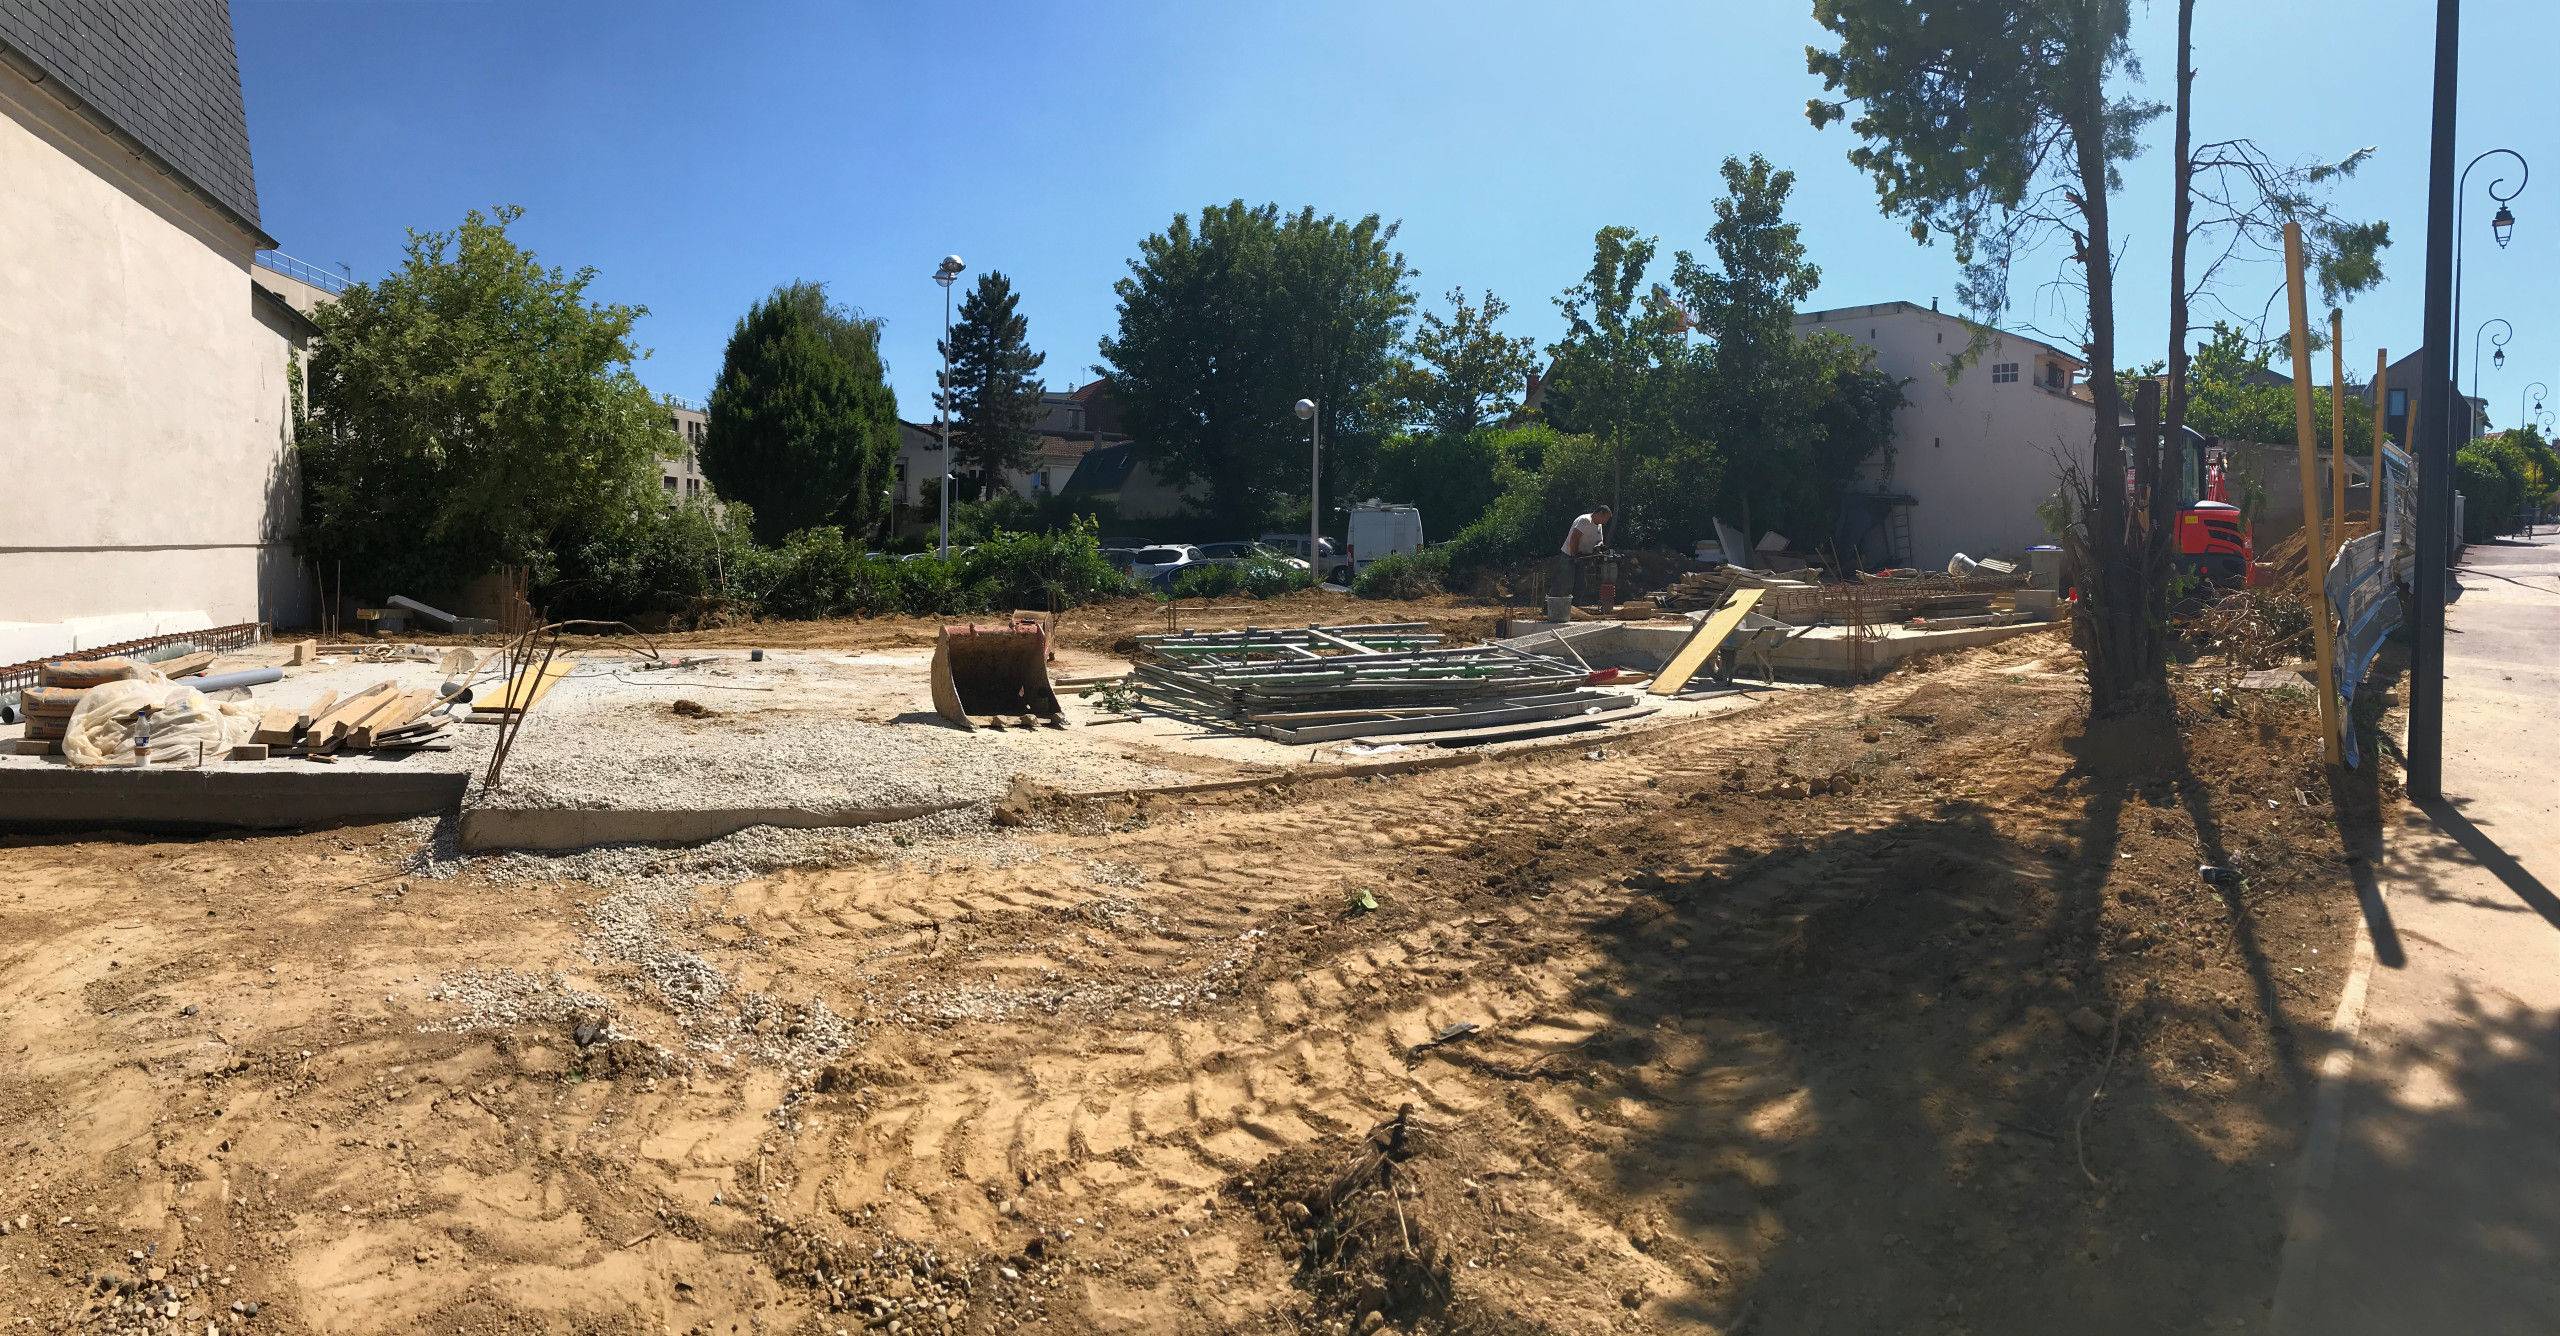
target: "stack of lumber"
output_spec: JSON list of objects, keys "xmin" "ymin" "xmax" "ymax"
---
[
  {"xmin": 247, "ymin": 679, "xmax": 460, "ymax": 759},
  {"xmin": 1130, "ymin": 622, "xmax": 1624, "ymax": 743}
]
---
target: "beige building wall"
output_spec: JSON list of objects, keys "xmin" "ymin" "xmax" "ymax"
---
[
  {"xmin": 0, "ymin": 59, "xmax": 310, "ymax": 645},
  {"xmin": 1801, "ymin": 302, "xmax": 2094, "ymax": 567}
]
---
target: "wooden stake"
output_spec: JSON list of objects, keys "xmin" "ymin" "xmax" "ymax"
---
[
  {"xmin": 2373, "ymin": 348, "xmax": 2390, "ymax": 538},
  {"xmin": 2284, "ymin": 223, "xmax": 2343, "ymax": 766},
  {"xmin": 2329, "ymin": 309, "xmax": 2348, "ymax": 559}
]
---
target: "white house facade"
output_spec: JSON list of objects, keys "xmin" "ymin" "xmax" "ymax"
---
[
  {"xmin": 1795, "ymin": 301, "xmax": 2095, "ymax": 569},
  {"xmin": 0, "ymin": 1, "xmax": 315, "ymax": 661}
]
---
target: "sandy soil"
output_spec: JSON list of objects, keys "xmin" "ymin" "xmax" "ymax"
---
[{"xmin": 0, "ymin": 629, "xmax": 2368, "ymax": 1335}]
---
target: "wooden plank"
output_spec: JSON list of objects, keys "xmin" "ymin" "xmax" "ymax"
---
[
  {"xmin": 225, "ymin": 743, "xmax": 270, "ymax": 761},
  {"xmin": 1648, "ymin": 588, "xmax": 1764, "ymax": 696},
  {"xmin": 483, "ymin": 658, "xmax": 576, "ymax": 713},
  {"xmin": 308, "ymin": 682, "xmax": 399, "ymax": 751},
  {"xmin": 250, "ymin": 708, "xmax": 299, "ymax": 745},
  {"xmin": 347, "ymin": 690, "xmax": 431, "ymax": 750},
  {"xmin": 158, "ymin": 651, "xmax": 218, "ymax": 679},
  {"xmin": 296, "ymin": 690, "xmax": 338, "ymax": 733}
]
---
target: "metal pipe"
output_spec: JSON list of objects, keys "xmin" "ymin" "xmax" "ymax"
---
[{"xmin": 186, "ymin": 667, "xmax": 284, "ymax": 693}]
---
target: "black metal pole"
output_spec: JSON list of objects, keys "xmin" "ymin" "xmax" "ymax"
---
[{"xmin": 2409, "ymin": 0, "xmax": 2460, "ymax": 801}]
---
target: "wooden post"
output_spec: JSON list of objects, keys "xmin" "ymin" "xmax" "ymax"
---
[
  {"xmin": 2373, "ymin": 348, "xmax": 2390, "ymax": 544},
  {"xmin": 2329, "ymin": 309, "xmax": 2348, "ymax": 559},
  {"xmin": 2284, "ymin": 223, "xmax": 2343, "ymax": 766}
]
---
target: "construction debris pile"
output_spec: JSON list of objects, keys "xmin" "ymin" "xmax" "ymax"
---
[{"xmin": 1131, "ymin": 622, "xmax": 1645, "ymax": 745}]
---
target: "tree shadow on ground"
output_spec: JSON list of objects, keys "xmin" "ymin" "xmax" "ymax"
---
[
  {"xmin": 1510, "ymin": 708, "xmax": 2354, "ymax": 1334},
  {"xmin": 2286, "ymin": 1002, "xmax": 2560, "ymax": 1332}
]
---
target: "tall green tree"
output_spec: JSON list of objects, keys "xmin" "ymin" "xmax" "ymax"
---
[
  {"xmin": 297, "ymin": 206, "xmax": 670, "ymax": 597},
  {"xmin": 1669, "ymin": 153, "xmax": 1901, "ymax": 545},
  {"xmin": 702, "ymin": 281, "xmax": 900, "ymax": 544},
  {"xmin": 1388, "ymin": 288, "xmax": 1542, "ymax": 436},
  {"xmin": 938, "ymin": 271, "xmax": 1048, "ymax": 499},
  {"xmin": 1099, "ymin": 202, "xmax": 1414, "ymax": 529},
  {"xmin": 1809, "ymin": 0, "xmax": 2166, "ymax": 716}
]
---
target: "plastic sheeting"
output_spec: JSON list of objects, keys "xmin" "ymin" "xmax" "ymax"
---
[
  {"xmin": 2325, "ymin": 530, "xmax": 2401, "ymax": 770},
  {"xmin": 61, "ymin": 674, "xmax": 258, "ymax": 768}
]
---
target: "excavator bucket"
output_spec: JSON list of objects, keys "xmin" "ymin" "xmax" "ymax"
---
[{"xmin": 930, "ymin": 621, "xmax": 1061, "ymax": 729}]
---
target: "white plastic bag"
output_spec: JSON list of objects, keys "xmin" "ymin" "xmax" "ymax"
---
[{"xmin": 61, "ymin": 677, "xmax": 257, "ymax": 768}]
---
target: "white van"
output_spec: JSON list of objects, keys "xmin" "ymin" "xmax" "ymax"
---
[{"xmin": 1343, "ymin": 502, "xmax": 1424, "ymax": 582}]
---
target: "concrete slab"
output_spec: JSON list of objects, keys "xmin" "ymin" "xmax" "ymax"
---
[
  {"xmin": 1495, "ymin": 616, "xmax": 2049, "ymax": 680},
  {"xmin": 0, "ymin": 765, "xmax": 466, "ymax": 834}
]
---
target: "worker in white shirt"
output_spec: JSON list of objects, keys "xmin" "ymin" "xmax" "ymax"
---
[{"xmin": 1556, "ymin": 505, "xmax": 1610, "ymax": 604}]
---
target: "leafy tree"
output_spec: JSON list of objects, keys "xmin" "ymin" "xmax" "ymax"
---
[
  {"xmin": 297, "ymin": 206, "xmax": 669, "ymax": 597},
  {"xmin": 2174, "ymin": 323, "xmax": 2373, "ymax": 450},
  {"xmin": 1669, "ymin": 154, "xmax": 1902, "ymax": 548},
  {"xmin": 938, "ymin": 271, "xmax": 1048, "ymax": 499},
  {"xmin": 1387, "ymin": 288, "xmax": 1542, "ymax": 435},
  {"xmin": 702, "ymin": 281, "xmax": 900, "ymax": 544},
  {"xmin": 1100, "ymin": 202, "xmax": 1414, "ymax": 529},
  {"xmin": 1810, "ymin": 0, "xmax": 2166, "ymax": 716}
]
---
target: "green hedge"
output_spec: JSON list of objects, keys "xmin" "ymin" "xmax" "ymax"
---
[
  {"xmin": 543, "ymin": 510, "xmax": 1133, "ymax": 621},
  {"xmin": 1171, "ymin": 557, "xmax": 1314, "ymax": 600},
  {"xmin": 1351, "ymin": 548, "xmax": 1449, "ymax": 600}
]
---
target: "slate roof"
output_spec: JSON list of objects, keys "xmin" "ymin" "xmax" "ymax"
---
[{"xmin": 0, "ymin": 0, "xmax": 263, "ymax": 237}]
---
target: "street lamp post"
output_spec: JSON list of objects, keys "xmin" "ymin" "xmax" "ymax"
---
[
  {"xmin": 2447, "ymin": 150, "xmax": 2526, "ymax": 456},
  {"xmin": 1294, "ymin": 398, "xmax": 1321, "ymax": 582},
  {"xmin": 2469, "ymin": 318, "xmax": 2511, "ymax": 442},
  {"xmin": 2524, "ymin": 381, "xmax": 2549, "ymax": 434},
  {"xmin": 934, "ymin": 255, "xmax": 965, "ymax": 558}
]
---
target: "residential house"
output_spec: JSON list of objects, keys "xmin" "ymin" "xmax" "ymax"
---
[
  {"xmin": 0, "ymin": 1, "xmax": 317, "ymax": 662},
  {"xmin": 2363, "ymin": 347, "xmax": 2488, "ymax": 444},
  {"xmin": 891, "ymin": 379, "xmax": 1139, "ymax": 532},
  {"xmin": 1797, "ymin": 302, "xmax": 2096, "ymax": 569}
]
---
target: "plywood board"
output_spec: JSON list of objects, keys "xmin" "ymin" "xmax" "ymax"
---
[
  {"xmin": 483, "ymin": 659, "xmax": 577, "ymax": 714},
  {"xmin": 1648, "ymin": 588, "xmax": 1765, "ymax": 696}
]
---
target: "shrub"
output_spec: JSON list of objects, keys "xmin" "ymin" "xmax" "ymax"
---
[
  {"xmin": 545, "ymin": 498, "xmax": 764, "ymax": 619},
  {"xmin": 2456, "ymin": 443, "xmax": 2519, "ymax": 542},
  {"xmin": 759, "ymin": 526, "xmax": 861, "ymax": 620},
  {"xmin": 1170, "ymin": 556, "xmax": 1310, "ymax": 601},
  {"xmin": 966, "ymin": 520, "xmax": 1134, "ymax": 609},
  {"xmin": 1352, "ymin": 548, "xmax": 1449, "ymax": 600}
]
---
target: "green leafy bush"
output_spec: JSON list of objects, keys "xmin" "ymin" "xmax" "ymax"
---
[
  {"xmin": 1352, "ymin": 548, "xmax": 1449, "ymax": 600},
  {"xmin": 1171, "ymin": 556, "xmax": 1311, "ymax": 600},
  {"xmin": 966, "ymin": 520, "xmax": 1135, "ymax": 609},
  {"xmin": 546, "ymin": 498, "xmax": 764, "ymax": 619}
]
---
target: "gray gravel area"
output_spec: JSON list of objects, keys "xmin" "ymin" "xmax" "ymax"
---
[{"xmin": 468, "ymin": 652, "xmax": 1192, "ymax": 812}]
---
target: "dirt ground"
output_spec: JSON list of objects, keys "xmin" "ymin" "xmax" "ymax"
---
[{"xmin": 0, "ymin": 626, "xmax": 2373, "ymax": 1335}]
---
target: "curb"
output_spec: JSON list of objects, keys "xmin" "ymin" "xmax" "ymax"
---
[{"xmin": 2266, "ymin": 903, "xmax": 2380, "ymax": 1333}]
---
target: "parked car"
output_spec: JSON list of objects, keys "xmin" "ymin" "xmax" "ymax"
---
[
  {"xmin": 1100, "ymin": 547, "xmax": 1144, "ymax": 578},
  {"xmin": 1126, "ymin": 544, "xmax": 1203, "ymax": 587},
  {"xmin": 1257, "ymin": 533, "xmax": 1339, "ymax": 568},
  {"xmin": 1197, "ymin": 540, "xmax": 1309, "ymax": 572}
]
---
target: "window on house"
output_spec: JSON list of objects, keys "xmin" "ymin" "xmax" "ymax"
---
[
  {"xmin": 1992, "ymin": 362, "xmax": 2020, "ymax": 383},
  {"xmin": 2388, "ymin": 388, "xmax": 2408, "ymax": 417},
  {"xmin": 662, "ymin": 475, "xmax": 677, "ymax": 493},
  {"xmin": 687, "ymin": 477, "xmax": 700, "ymax": 495}
]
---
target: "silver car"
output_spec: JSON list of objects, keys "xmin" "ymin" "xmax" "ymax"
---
[{"xmin": 1127, "ymin": 544, "xmax": 1203, "ymax": 586}]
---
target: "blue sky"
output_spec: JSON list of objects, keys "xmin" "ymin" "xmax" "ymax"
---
[{"xmin": 236, "ymin": 0, "xmax": 2557, "ymax": 434}]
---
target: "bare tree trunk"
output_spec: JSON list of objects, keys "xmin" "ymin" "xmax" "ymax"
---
[{"xmin": 2165, "ymin": 0, "xmax": 2196, "ymax": 465}]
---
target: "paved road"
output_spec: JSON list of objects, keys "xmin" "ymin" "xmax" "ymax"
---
[{"xmin": 2273, "ymin": 531, "xmax": 2560, "ymax": 1334}]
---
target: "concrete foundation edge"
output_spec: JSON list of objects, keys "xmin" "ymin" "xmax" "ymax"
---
[
  {"xmin": 0, "ymin": 767, "xmax": 467, "ymax": 834},
  {"xmin": 457, "ymin": 801, "xmax": 973, "ymax": 853}
]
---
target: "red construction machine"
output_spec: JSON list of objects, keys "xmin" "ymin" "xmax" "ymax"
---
[{"xmin": 2172, "ymin": 427, "xmax": 2252, "ymax": 586}]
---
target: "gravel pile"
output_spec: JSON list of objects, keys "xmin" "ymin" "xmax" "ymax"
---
[{"xmin": 423, "ymin": 967, "xmax": 616, "ymax": 1034}]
